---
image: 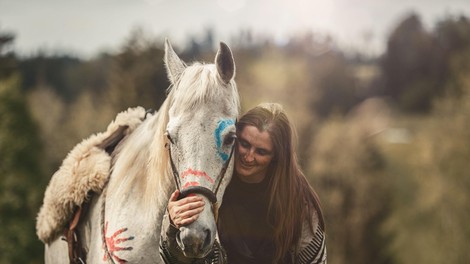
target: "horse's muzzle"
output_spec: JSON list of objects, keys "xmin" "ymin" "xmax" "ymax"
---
[{"xmin": 176, "ymin": 225, "xmax": 213, "ymax": 258}]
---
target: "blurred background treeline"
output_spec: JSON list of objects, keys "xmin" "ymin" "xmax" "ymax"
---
[{"xmin": 1, "ymin": 11, "xmax": 470, "ymax": 263}]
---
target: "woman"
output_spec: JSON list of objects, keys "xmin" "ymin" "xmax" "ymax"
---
[{"xmin": 161, "ymin": 103, "xmax": 326, "ymax": 264}]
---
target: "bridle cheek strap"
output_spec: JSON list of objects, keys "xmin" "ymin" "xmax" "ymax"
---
[{"xmin": 212, "ymin": 202, "xmax": 220, "ymax": 223}]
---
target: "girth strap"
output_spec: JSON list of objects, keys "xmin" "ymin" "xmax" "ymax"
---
[{"xmin": 64, "ymin": 200, "xmax": 90, "ymax": 264}]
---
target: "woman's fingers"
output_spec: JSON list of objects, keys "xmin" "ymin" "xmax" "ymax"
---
[
  {"xmin": 169, "ymin": 190, "xmax": 180, "ymax": 202},
  {"xmin": 175, "ymin": 199, "xmax": 204, "ymax": 213},
  {"xmin": 174, "ymin": 200, "xmax": 205, "ymax": 220},
  {"xmin": 168, "ymin": 192, "xmax": 205, "ymax": 228},
  {"xmin": 174, "ymin": 206, "xmax": 204, "ymax": 226},
  {"xmin": 179, "ymin": 211, "xmax": 202, "ymax": 225},
  {"xmin": 178, "ymin": 203, "xmax": 205, "ymax": 217}
]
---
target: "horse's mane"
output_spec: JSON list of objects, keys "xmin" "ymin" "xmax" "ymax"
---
[
  {"xmin": 108, "ymin": 95, "xmax": 172, "ymax": 214},
  {"xmin": 107, "ymin": 61, "xmax": 239, "ymax": 214}
]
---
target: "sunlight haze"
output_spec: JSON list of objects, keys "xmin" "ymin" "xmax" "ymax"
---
[{"xmin": 1, "ymin": 0, "xmax": 469, "ymax": 57}]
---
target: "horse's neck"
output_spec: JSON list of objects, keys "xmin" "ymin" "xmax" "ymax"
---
[
  {"xmin": 107, "ymin": 110, "xmax": 174, "ymax": 220},
  {"xmin": 93, "ymin": 110, "xmax": 173, "ymax": 263}
]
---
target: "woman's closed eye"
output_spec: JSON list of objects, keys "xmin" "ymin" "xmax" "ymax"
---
[
  {"xmin": 238, "ymin": 139, "xmax": 250, "ymax": 148},
  {"xmin": 256, "ymin": 149, "xmax": 270, "ymax": 156}
]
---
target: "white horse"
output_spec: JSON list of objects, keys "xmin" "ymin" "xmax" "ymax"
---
[{"xmin": 41, "ymin": 39, "xmax": 239, "ymax": 263}]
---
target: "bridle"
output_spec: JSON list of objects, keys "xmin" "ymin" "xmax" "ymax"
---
[{"xmin": 166, "ymin": 134, "xmax": 236, "ymax": 216}]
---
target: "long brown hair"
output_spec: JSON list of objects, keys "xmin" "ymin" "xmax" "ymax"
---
[{"xmin": 237, "ymin": 103, "xmax": 325, "ymax": 263}]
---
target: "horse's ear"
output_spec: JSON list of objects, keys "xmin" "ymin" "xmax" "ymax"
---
[
  {"xmin": 164, "ymin": 38, "xmax": 186, "ymax": 84},
  {"xmin": 215, "ymin": 42, "xmax": 235, "ymax": 85}
]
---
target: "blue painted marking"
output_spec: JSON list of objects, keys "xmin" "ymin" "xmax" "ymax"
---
[{"xmin": 214, "ymin": 119, "xmax": 235, "ymax": 161}]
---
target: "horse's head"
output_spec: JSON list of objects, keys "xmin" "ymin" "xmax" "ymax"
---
[{"xmin": 164, "ymin": 39, "xmax": 239, "ymax": 258}]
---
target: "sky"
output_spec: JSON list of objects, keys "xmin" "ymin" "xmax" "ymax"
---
[{"xmin": 1, "ymin": 0, "xmax": 470, "ymax": 58}]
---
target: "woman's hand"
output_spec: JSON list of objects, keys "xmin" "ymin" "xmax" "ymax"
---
[{"xmin": 167, "ymin": 190, "xmax": 206, "ymax": 228}]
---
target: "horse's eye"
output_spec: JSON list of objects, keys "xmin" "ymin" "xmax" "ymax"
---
[
  {"xmin": 223, "ymin": 132, "xmax": 237, "ymax": 146},
  {"xmin": 164, "ymin": 131, "xmax": 175, "ymax": 144}
]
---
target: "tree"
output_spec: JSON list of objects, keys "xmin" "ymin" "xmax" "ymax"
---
[
  {"xmin": 105, "ymin": 28, "xmax": 169, "ymax": 113},
  {"xmin": 381, "ymin": 13, "xmax": 445, "ymax": 112},
  {"xmin": 310, "ymin": 53, "xmax": 359, "ymax": 117},
  {"xmin": 0, "ymin": 75, "xmax": 45, "ymax": 263},
  {"xmin": 308, "ymin": 99, "xmax": 392, "ymax": 264},
  {"xmin": 0, "ymin": 29, "xmax": 17, "ymax": 80},
  {"xmin": 435, "ymin": 15, "xmax": 470, "ymax": 55},
  {"xmin": 19, "ymin": 55, "xmax": 82, "ymax": 101},
  {"xmin": 383, "ymin": 32, "xmax": 470, "ymax": 264},
  {"xmin": 434, "ymin": 15, "xmax": 470, "ymax": 96}
]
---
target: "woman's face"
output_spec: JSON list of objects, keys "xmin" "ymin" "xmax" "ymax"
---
[{"xmin": 235, "ymin": 125, "xmax": 274, "ymax": 183}]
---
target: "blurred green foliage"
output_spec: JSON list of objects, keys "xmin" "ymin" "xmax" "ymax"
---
[
  {"xmin": 0, "ymin": 75, "xmax": 45, "ymax": 263},
  {"xmin": 1, "ymin": 11, "xmax": 470, "ymax": 264}
]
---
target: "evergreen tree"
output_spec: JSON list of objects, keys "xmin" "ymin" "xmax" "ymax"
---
[
  {"xmin": 0, "ymin": 75, "xmax": 45, "ymax": 263},
  {"xmin": 381, "ymin": 13, "xmax": 445, "ymax": 112},
  {"xmin": 105, "ymin": 28, "xmax": 169, "ymax": 113}
]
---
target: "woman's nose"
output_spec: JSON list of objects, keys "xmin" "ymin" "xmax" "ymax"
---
[{"xmin": 244, "ymin": 149, "xmax": 255, "ymax": 162}]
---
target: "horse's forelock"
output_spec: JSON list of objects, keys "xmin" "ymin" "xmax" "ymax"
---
[{"xmin": 171, "ymin": 63, "xmax": 238, "ymax": 113}]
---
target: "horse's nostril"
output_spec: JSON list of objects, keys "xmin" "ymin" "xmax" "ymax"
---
[
  {"xmin": 203, "ymin": 228, "xmax": 211, "ymax": 250},
  {"xmin": 176, "ymin": 231, "xmax": 185, "ymax": 251}
]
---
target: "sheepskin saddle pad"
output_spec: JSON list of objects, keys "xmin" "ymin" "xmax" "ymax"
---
[{"xmin": 36, "ymin": 106, "xmax": 148, "ymax": 243}]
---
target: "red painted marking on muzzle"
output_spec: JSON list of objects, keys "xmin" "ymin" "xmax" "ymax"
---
[
  {"xmin": 181, "ymin": 168, "xmax": 214, "ymax": 184},
  {"xmin": 182, "ymin": 181, "xmax": 200, "ymax": 189}
]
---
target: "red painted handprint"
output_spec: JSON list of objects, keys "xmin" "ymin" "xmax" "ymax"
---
[{"xmin": 103, "ymin": 221, "xmax": 134, "ymax": 263}]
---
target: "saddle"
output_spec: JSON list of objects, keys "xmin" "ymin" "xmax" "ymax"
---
[{"xmin": 36, "ymin": 106, "xmax": 148, "ymax": 244}]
